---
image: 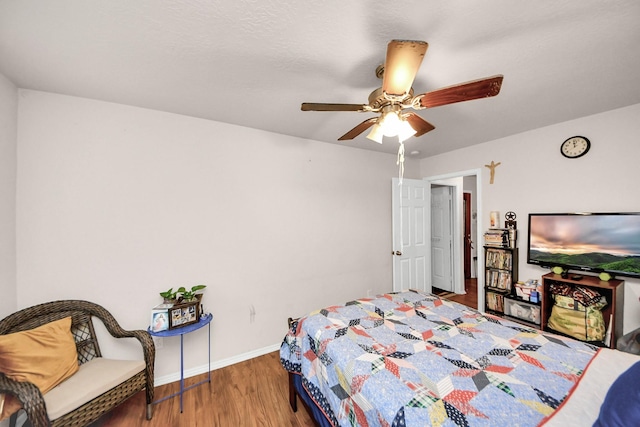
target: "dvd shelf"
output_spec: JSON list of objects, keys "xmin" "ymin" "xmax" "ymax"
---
[
  {"xmin": 484, "ymin": 240, "xmax": 518, "ymax": 316},
  {"xmin": 485, "ymin": 248, "xmax": 513, "ymax": 271},
  {"xmin": 485, "ymin": 269, "xmax": 512, "ymax": 290},
  {"xmin": 486, "ymin": 291, "xmax": 505, "ymax": 312}
]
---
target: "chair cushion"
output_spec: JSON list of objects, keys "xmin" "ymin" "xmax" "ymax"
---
[
  {"xmin": 44, "ymin": 357, "xmax": 145, "ymax": 420},
  {"xmin": 0, "ymin": 317, "xmax": 79, "ymax": 420}
]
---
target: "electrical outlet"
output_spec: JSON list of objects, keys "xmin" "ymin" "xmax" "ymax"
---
[{"xmin": 152, "ymin": 336, "xmax": 163, "ymax": 350}]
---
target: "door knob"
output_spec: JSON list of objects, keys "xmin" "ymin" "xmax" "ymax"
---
[{"xmin": 392, "ymin": 251, "xmax": 402, "ymax": 256}]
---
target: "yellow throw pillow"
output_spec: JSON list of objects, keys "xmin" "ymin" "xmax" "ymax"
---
[{"xmin": 0, "ymin": 316, "xmax": 79, "ymax": 420}]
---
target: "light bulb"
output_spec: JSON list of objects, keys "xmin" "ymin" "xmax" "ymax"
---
[{"xmin": 382, "ymin": 112, "xmax": 402, "ymax": 137}]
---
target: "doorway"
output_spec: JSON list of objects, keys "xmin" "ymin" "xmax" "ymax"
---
[
  {"xmin": 430, "ymin": 184, "xmax": 455, "ymax": 292},
  {"xmin": 425, "ymin": 169, "xmax": 483, "ymax": 310},
  {"xmin": 464, "ymin": 192, "xmax": 472, "ymax": 279}
]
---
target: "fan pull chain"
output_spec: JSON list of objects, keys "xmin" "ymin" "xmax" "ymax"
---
[
  {"xmin": 397, "ymin": 142, "xmax": 405, "ymax": 185},
  {"xmin": 397, "ymin": 142, "xmax": 405, "ymax": 255}
]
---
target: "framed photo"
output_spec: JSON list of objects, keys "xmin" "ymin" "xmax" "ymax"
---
[
  {"xmin": 490, "ymin": 211, "xmax": 500, "ymax": 228},
  {"xmin": 169, "ymin": 300, "xmax": 200, "ymax": 329},
  {"xmin": 150, "ymin": 305, "xmax": 171, "ymax": 332}
]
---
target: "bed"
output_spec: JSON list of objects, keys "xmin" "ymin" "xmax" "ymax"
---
[{"xmin": 280, "ymin": 290, "xmax": 640, "ymax": 426}]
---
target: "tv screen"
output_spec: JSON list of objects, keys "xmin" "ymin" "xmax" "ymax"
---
[{"xmin": 527, "ymin": 212, "xmax": 640, "ymax": 279}]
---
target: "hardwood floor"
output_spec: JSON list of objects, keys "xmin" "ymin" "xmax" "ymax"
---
[
  {"xmin": 93, "ymin": 284, "xmax": 479, "ymax": 427},
  {"xmin": 433, "ymin": 278, "xmax": 478, "ymax": 309},
  {"xmin": 92, "ymin": 351, "xmax": 316, "ymax": 427}
]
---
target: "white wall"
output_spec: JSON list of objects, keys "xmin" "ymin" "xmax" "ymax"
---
[
  {"xmin": 0, "ymin": 73, "xmax": 17, "ymax": 317},
  {"xmin": 12, "ymin": 88, "xmax": 640, "ymax": 382},
  {"xmin": 420, "ymin": 103, "xmax": 640, "ymax": 334},
  {"xmin": 14, "ymin": 90, "xmax": 420, "ymax": 378}
]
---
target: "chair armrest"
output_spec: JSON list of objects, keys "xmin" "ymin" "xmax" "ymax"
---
[
  {"xmin": 0, "ymin": 373, "xmax": 50, "ymax": 427},
  {"xmin": 84, "ymin": 303, "xmax": 156, "ymax": 404},
  {"xmin": 76, "ymin": 302, "xmax": 155, "ymax": 369},
  {"xmin": 122, "ymin": 330, "xmax": 155, "ymax": 405}
]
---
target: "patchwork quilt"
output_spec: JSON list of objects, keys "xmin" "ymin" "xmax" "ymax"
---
[{"xmin": 280, "ymin": 291, "xmax": 599, "ymax": 427}]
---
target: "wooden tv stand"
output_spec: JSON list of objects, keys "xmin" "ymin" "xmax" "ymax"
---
[{"xmin": 541, "ymin": 272, "xmax": 624, "ymax": 348}]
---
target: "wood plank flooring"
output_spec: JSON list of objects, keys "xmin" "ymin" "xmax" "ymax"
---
[
  {"xmin": 434, "ymin": 278, "xmax": 478, "ymax": 309},
  {"xmin": 93, "ymin": 284, "xmax": 478, "ymax": 426},
  {"xmin": 92, "ymin": 351, "xmax": 316, "ymax": 427}
]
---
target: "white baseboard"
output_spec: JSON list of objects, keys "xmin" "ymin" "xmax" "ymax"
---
[{"xmin": 154, "ymin": 343, "xmax": 281, "ymax": 386}]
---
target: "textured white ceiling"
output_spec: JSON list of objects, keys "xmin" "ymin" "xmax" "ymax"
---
[{"xmin": 1, "ymin": 0, "xmax": 639, "ymax": 158}]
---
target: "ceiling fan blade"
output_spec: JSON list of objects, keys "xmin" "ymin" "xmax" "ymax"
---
[
  {"xmin": 404, "ymin": 112, "xmax": 435, "ymax": 137},
  {"xmin": 382, "ymin": 40, "xmax": 428, "ymax": 98},
  {"xmin": 416, "ymin": 75, "xmax": 504, "ymax": 109},
  {"xmin": 337, "ymin": 118, "xmax": 378, "ymax": 141},
  {"xmin": 301, "ymin": 103, "xmax": 368, "ymax": 112}
]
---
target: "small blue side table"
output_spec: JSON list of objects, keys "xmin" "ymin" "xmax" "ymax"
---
[{"xmin": 148, "ymin": 313, "xmax": 213, "ymax": 413}]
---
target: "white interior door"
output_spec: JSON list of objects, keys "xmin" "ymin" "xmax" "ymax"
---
[
  {"xmin": 431, "ymin": 186, "xmax": 453, "ymax": 291},
  {"xmin": 392, "ymin": 178, "xmax": 429, "ymax": 292},
  {"xmin": 425, "ymin": 169, "xmax": 484, "ymax": 307}
]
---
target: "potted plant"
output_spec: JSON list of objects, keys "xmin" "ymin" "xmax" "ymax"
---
[
  {"xmin": 176, "ymin": 284, "xmax": 206, "ymax": 302},
  {"xmin": 159, "ymin": 285, "xmax": 206, "ymax": 304},
  {"xmin": 158, "ymin": 285, "xmax": 207, "ymax": 329},
  {"xmin": 159, "ymin": 288, "xmax": 178, "ymax": 304}
]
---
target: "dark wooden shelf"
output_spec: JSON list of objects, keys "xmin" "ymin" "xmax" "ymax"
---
[
  {"xmin": 541, "ymin": 272, "xmax": 624, "ymax": 348},
  {"xmin": 485, "ymin": 286, "xmax": 511, "ymax": 293}
]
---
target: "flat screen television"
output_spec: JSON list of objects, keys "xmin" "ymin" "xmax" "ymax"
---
[{"xmin": 527, "ymin": 212, "xmax": 640, "ymax": 279}]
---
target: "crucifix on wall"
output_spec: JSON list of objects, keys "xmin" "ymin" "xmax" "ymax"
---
[{"xmin": 484, "ymin": 160, "xmax": 501, "ymax": 184}]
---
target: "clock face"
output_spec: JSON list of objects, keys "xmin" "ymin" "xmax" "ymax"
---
[{"xmin": 561, "ymin": 136, "xmax": 591, "ymax": 158}]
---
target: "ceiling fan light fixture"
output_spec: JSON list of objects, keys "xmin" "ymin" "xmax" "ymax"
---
[
  {"xmin": 397, "ymin": 119, "xmax": 417, "ymax": 143},
  {"xmin": 380, "ymin": 111, "xmax": 402, "ymax": 137},
  {"xmin": 366, "ymin": 110, "xmax": 417, "ymax": 143},
  {"xmin": 375, "ymin": 110, "xmax": 416, "ymax": 142},
  {"xmin": 366, "ymin": 122, "xmax": 384, "ymax": 144}
]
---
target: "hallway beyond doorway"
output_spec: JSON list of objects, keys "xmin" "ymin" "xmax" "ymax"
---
[{"xmin": 433, "ymin": 278, "xmax": 477, "ymax": 309}]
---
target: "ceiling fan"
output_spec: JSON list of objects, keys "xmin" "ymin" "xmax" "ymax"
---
[{"xmin": 301, "ymin": 40, "xmax": 504, "ymax": 144}]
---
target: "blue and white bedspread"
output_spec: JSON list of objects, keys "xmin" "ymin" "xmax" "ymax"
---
[{"xmin": 280, "ymin": 290, "xmax": 599, "ymax": 427}]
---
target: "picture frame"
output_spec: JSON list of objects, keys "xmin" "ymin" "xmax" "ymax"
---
[
  {"xmin": 150, "ymin": 304, "xmax": 172, "ymax": 332},
  {"xmin": 490, "ymin": 211, "xmax": 500, "ymax": 228},
  {"xmin": 169, "ymin": 300, "xmax": 200, "ymax": 329}
]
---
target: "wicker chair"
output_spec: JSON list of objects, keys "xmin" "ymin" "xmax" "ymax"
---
[{"xmin": 0, "ymin": 300, "xmax": 155, "ymax": 427}]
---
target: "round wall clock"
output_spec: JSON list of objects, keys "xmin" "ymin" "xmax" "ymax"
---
[{"xmin": 560, "ymin": 136, "xmax": 591, "ymax": 159}]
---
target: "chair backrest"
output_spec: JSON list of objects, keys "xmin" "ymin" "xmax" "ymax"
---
[{"xmin": 0, "ymin": 300, "xmax": 105, "ymax": 365}]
